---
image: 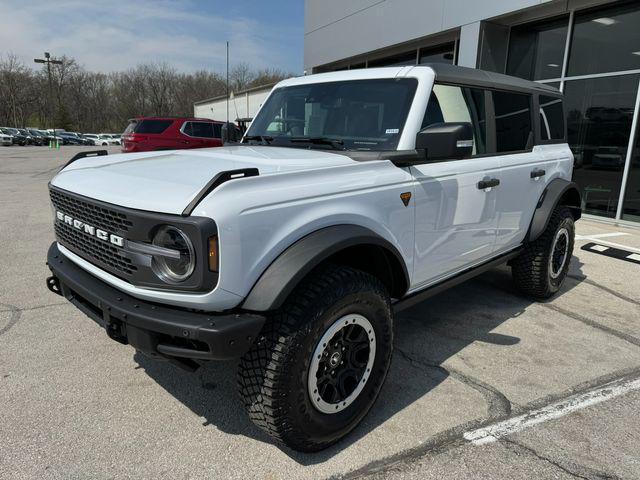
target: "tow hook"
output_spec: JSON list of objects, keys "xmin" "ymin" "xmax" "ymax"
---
[
  {"xmin": 105, "ymin": 317, "xmax": 128, "ymax": 345},
  {"xmin": 46, "ymin": 275, "xmax": 62, "ymax": 296}
]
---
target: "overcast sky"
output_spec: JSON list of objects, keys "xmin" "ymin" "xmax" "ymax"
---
[{"xmin": 0, "ymin": 0, "xmax": 303, "ymax": 74}]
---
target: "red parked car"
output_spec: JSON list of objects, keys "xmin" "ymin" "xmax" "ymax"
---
[{"xmin": 121, "ymin": 117, "xmax": 225, "ymax": 153}]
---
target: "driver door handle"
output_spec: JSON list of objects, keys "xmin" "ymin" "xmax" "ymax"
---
[
  {"xmin": 477, "ymin": 178, "xmax": 500, "ymax": 190},
  {"xmin": 530, "ymin": 169, "xmax": 546, "ymax": 179}
]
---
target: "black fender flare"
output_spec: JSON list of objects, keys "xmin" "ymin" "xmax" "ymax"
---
[
  {"xmin": 528, "ymin": 178, "xmax": 582, "ymax": 242},
  {"xmin": 242, "ymin": 225, "xmax": 410, "ymax": 312}
]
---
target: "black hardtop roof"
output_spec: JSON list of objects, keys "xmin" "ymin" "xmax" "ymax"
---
[{"xmin": 423, "ymin": 64, "xmax": 561, "ymax": 96}]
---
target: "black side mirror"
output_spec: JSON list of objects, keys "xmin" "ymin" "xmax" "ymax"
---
[
  {"xmin": 221, "ymin": 122, "xmax": 239, "ymax": 143},
  {"xmin": 415, "ymin": 122, "xmax": 474, "ymax": 161}
]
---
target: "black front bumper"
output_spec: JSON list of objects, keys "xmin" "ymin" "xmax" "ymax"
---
[{"xmin": 46, "ymin": 242, "xmax": 265, "ymax": 363}]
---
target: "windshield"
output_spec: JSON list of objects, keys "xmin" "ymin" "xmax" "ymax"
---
[{"xmin": 245, "ymin": 78, "xmax": 418, "ymax": 151}]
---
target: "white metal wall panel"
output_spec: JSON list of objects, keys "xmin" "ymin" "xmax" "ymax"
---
[{"xmin": 304, "ymin": 0, "xmax": 554, "ymax": 70}]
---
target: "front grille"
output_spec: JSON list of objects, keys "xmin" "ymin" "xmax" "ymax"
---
[
  {"xmin": 49, "ymin": 185, "xmax": 218, "ymax": 292},
  {"xmin": 54, "ymin": 222, "xmax": 137, "ymax": 276},
  {"xmin": 50, "ymin": 189, "xmax": 133, "ymax": 233}
]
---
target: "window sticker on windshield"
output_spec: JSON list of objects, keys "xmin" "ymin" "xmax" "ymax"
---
[{"xmin": 385, "ymin": 128, "xmax": 399, "ymax": 134}]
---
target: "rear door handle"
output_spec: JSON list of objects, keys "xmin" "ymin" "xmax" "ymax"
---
[
  {"xmin": 530, "ymin": 169, "xmax": 546, "ymax": 179},
  {"xmin": 477, "ymin": 178, "xmax": 500, "ymax": 190}
]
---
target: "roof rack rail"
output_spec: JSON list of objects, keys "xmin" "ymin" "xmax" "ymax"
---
[
  {"xmin": 182, "ymin": 168, "xmax": 259, "ymax": 216},
  {"xmin": 60, "ymin": 150, "xmax": 108, "ymax": 172}
]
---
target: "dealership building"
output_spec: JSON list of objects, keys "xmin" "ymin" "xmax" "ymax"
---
[{"xmin": 304, "ymin": 0, "xmax": 640, "ymax": 224}]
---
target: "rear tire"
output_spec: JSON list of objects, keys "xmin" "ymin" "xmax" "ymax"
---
[
  {"xmin": 237, "ymin": 264, "xmax": 393, "ymax": 452},
  {"xmin": 512, "ymin": 206, "xmax": 575, "ymax": 299}
]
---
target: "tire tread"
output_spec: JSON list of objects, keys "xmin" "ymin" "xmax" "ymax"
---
[
  {"xmin": 237, "ymin": 264, "xmax": 390, "ymax": 452},
  {"xmin": 512, "ymin": 206, "xmax": 574, "ymax": 299}
]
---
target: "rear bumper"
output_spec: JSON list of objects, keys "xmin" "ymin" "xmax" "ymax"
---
[
  {"xmin": 46, "ymin": 242, "xmax": 265, "ymax": 362},
  {"xmin": 122, "ymin": 142, "xmax": 149, "ymax": 153}
]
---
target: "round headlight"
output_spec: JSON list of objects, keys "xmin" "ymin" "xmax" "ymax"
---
[{"xmin": 151, "ymin": 226, "xmax": 195, "ymax": 283}]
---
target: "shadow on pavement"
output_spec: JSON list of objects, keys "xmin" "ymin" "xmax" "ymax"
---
[{"xmin": 134, "ymin": 260, "xmax": 585, "ymax": 465}]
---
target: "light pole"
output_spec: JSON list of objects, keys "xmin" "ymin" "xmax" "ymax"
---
[
  {"xmin": 226, "ymin": 41, "xmax": 230, "ymax": 128},
  {"xmin": 34, "ymin": 52, "xmax": 62, "ymax": 130}
]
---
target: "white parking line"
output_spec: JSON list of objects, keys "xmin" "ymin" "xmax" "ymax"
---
[
  {"xmin": 463, "ymin": 376, "xmax": 640, "ymax": 445},
  {"xmin": 576, "ymin": 236, "xmax": 640, "ymax": 255},
  {"xmin": 575, "ymin": 232, "xmax": 629, "ymax": 240}
]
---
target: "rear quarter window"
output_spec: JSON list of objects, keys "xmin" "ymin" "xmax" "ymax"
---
[{"xmin": 132, "ymin": 119, "xmax": 174, "ymax": 134}]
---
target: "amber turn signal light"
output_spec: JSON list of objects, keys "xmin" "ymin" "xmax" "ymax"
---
[{"xmin": 208, "ymin": 235, "xmax": 219, "ymax": 272}]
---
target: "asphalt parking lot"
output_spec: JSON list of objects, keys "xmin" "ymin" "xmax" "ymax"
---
[{"xmin": 1, "ymin": 145, "xmax": 640, "ymax": 479}]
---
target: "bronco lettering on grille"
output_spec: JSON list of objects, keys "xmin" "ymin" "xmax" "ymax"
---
[{"xmin": 56, "ymin": 210, "xmax": 125, "ymax": 247}]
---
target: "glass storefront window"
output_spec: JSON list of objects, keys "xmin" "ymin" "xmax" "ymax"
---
[
  {"xmin": 622, "ymin": 120, "xmax": 640, "ymax": 221},
  {"xmin": 539, "ymin": 95, "xmax": 565, "ymax": 141},
  {"xmin": 419, "ymin": 43, "xmax": 455, "ymax": 64},
  {"xmin": 506, "ymin": 16, "xmax": 568, "ymax": 80},
  {"xmin": 564, "ymin": 75, "xmax": 639, "ymax": 218},
  {"xmin": 568, "ymin": 2, "xmax": 640, "ymax": 76},
  {"xmin": 368, "ymin": 51, "xmax": 417, "ymax": 68}
]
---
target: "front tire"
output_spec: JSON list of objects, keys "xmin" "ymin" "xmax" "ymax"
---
[
  {"xmin": 512, "ymin": 206, "xmax": 575, "ymax": 299},
  {"xmin": 237, "ymin": 264, "xmax": 393, "ymax": 452}
]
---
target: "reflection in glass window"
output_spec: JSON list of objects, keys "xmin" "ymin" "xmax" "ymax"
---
[
  {"xmin": 622, "ymin": 123, "xmax": 640, "ymax": 221},
  {"xmin": 493, "ymin": 91, "xmax": 533, "ymax": 153},
  {"xmin": 568, "ymin": 3, "xmax": 640, "ymax": 76},
  {"xmin": 422, "ymin": 84, "xmax": 487, "ymax": 156},
  {"xmin": 539, "ymin": 96, "xmax": 565, "ymax": 141},
  {"xmin": 506, "ymin": 16, "xmax": 568, "ymax": 80},
  {"xmin": 419, "ymin": 43, "xmax": 455, "ymax": 65},
  {"xmin": 564, "ymin": 75, "xmax": 639, "ymax": 218},
  {"xmin": 246, "ymin": 79, "xmax": 418, "ymax": 151},
  {"xmin": 368, "ymin": 51, "xmax": 416, "ymax": 68}
]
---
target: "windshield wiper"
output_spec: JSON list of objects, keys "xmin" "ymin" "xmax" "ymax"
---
[
  {"xmin": 243, "ymin": 135, "xmax": 273, "ymax": 145},
  {"xmin": 289, "ymin": 137, "xmax": 346, "ymax": 150}
]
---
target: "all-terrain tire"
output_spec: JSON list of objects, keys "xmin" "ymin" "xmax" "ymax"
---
[
  {"xmin": 237, "ymin": 264, "xmax": 393, "ymax": 452},
  {"xmin": 512, "ymin": 206, "xmax": 575, "ymax": 299}
]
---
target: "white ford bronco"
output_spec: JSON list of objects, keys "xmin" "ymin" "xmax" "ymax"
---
[{"xmin": 46, "ymin": 64, "xmax": 581, "ymax": 452}]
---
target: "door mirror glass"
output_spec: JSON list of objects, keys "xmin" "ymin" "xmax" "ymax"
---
[{"xmin": 415, "ymin": 122, "xmax": 474, "ymax": 161}]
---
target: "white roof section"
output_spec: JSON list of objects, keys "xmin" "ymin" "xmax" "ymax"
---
[{"xmin": 274, "ymin": 66, "xmax": 435, "ymax": 88}]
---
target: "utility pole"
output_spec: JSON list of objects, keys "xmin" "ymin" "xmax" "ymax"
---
[{"xmin": 34, "ymin": 52, "xmax": 62, "ymax": 130}]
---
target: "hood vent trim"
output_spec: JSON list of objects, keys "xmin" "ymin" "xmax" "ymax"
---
[{"xmin": 182, "ymin": 168, "xmax": 259, "ymax": 216}]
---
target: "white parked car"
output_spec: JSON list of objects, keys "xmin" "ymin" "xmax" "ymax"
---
[
  {"xmin": 45, "ymin": 65, "xmax": 581, "ymax": 452},
  {"xmin": 0, "ymin": 131, "xmax": 13, "ymax": 146},
  {"xmin": 98, "ymin": 133, "xmax": 120, "ymax": 146},
  {"xmin": 83, "ymin": 134, "xmax": 116, "ymax": 146}
]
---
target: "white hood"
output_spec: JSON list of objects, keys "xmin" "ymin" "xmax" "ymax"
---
[{"xmin": 51, "ymin": 146, "xmax": 354, "ymax": 214}]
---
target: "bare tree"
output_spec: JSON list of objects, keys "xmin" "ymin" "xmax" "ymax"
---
[
  {"xmin": 0, "ymin": 54, "xmax": 33, "ymax": 127},
  {"xmin": 0, "ymin": 54, "xmax": 292, "ymax": 132}
]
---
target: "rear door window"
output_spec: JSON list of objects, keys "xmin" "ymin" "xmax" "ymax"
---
[
  {"xmin": 422, "ymin": 84, "xmax": 487, "ymax": 156},
  {"xmin": 133, "ymin": 119, "xmax": 173, "ymax": 134},
  {"xmin": 539, "ymin": 95, "xmax": 565, "ymax": 141},
  {"xmin": 492, "ymin": 91, "xmax": 533, "ymax": 152}
]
